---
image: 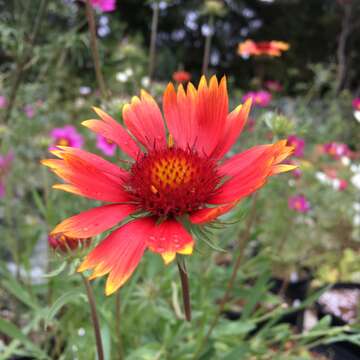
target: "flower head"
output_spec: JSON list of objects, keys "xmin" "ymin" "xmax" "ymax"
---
[
  {"xmin": 265, "ymin": 80, "xmax": 283, "ymax": 92},
  {"xmin": 42, "ymin": 76, "xmax": 295, "ymax": 295},
  {"xmin": 352, "ymin": 97, "xmax": 360, "ymax": 111},
  {"xmin": 288, "ymin": 195, "xmax": 311, "ymax": 213},
  {"xmin": 242, "ymin": 90, "xmax": 272, "ymax": 107},
  {"xmin": 90, "ymin": 0, "xmax": 116, "ymax": 12},
  {"xmin": 96, "ymin": 134, "xmax": 116, "ymax": 156},
  {"xmin": 287, "ymin": 135, "xmax": 305, "ymax": 157},
  {"xmin": 238, "ymin": 39, "xmax": 289, "ymax": 58},
  {"xmin": 172, "ymin": 71, "xmax": 192, "ymax": 84},
  {"xmin": 0, "ymin": 151, "xmax": 13, "ymax": 198},
  {"xmin": 49, "ymin": 125, "xmax": 84, "ymax": 150},
  {"xmin": 24, "ymin": 104, "xmax": 35, "ymax": 118},
  {"xmin": 48, "ymin": 233, "xmax": 91, "ymax": 253},
  {"xmin": 0, "ymin": 95, "xmax": 7, "ymax": 109},
  {"xmin": 323, "ymin": 142, "xmax": 350, "ymax": 160}
]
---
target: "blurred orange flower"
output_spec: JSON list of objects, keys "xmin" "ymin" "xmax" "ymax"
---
[{"xmin": 238, "ymin": 39, "xmax": 290, "ymax": 57}]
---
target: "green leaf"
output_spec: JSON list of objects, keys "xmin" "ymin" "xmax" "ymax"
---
[
  {"xmin": 42, "ymin": 261, "xmax": 67, "ymax": 278},
  {"xmin": 0, "ymin": 318, "xmax": 48, "ymax": 359},
  {"xmin": 1, "ymin": 277, "xmax": 40, "ymax": 311},
  {"xmin": 45, "ymin": 290, "xmax": 85, "ymax": 327},
  {"xmin": 212, "ymin": 321, "xmax": 255, "ymax": 339}
]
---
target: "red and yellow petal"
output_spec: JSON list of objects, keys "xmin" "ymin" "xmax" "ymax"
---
[
  {"xmin": 122, "ymin": 91, "xmax": 166, "ymax": 150},
  {"xmin": 195, "ymin": 76, "xmax": 229, "ymax": 156},
  {"xmin": 78, "ymin": 218, "xmax": 153, "ymax": 295},
  {"xmin": 189, "ymin": 202, "xmax": 238, "ymax": 224},
  {"xmin": 41, "ymin": 153, "xmax": 129, "ymax": 203},
  {"xmin": 146, "ymin": 219, "xmax": 194, "ymax": 265},
  {"xmin": 163, "ymin": 82, "xmax": 198, "ymax": 150},
  {"xmin": 211, "ymin": 98, "xmax": 252, "ymax": 159},
  {"xmin": 51, "ymin": 146, "xmax": 128, "ymax": 180},
  {"xmin": 51, "ymin": 204, "xmax": 136, "ymax": 238}
]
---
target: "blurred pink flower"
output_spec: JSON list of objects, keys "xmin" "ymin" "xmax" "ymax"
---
[
  {"xmin": 0, "ymin": 95, "xmax": 7, "ymax": 109},
  {"xmin": 352, "ymin": 97, "xmax": 360, "ymax": 111},
  {"xmin": 287, "ymin": 135, "xmax": 305, "ymax": 157},
  {"xmin": 264, "ymin": 80, "xmax": 283, "ymax": 92},
  {"xmin": 24, "ymin": 104, "xmax": 35, "ymax": 118},
  {"xmin": 49, "ymin": 125, "xmax": 84, "ymax": 150},
  {"xmin": 96, "ymin": 134, "xmax": 116, "ymax": 156},
  {"xmin": 323, "ymin": 142, "xmax": 350, "ymax": 160},
  {"xmin": 90, "ymin": 0, "xmax": 116, "ymax": 12},
  {"xmin": 242, "ymin": 90, "xmax": 272, "ymax": 107},
  {"xmin": 0, "ymin": 151, "xmax": 13, "ymax": 198},
  {"xmin": 288, "ymin": 194, "xmax": 311, "ymax": 213}
]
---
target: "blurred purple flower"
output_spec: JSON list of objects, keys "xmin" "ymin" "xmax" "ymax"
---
[
  {"xmin": 288, "ymin": 194, "xmax": 311, "ymax": 213},
  {"xmin": 96, "ymin": 134, "xmax": 116, "ymax": 156},
  {"xmin": 49, "ymin": 125, "xmax": 84, "ymax": 150},
  {"xmin": 264, "ymin": 80, "xmax": 283, "ymax": 92},
  {"xmin": 90, "ymin": 0, "xmax": 116, "ymax": 12},
  {"xmin": 323, "ymin": 142, "xmax": 350, "ymax": 160},
  {"xmin": 287, "ymin": 135, "xmax": 305, "ymax": 157},
  {"xmin": 24, "ymin": 104, "xmax": 35, "ymax": 118},
  {"xmin": 0, "ymin": 95, "xmax": 7, "ymax": 109},
  {"xmin": 242, "ymin": 90, "xmax": 272, "ymax": 107},
  {"xmin": 0, "ymin": 151, "xmax": 13, "ymax": 198}
]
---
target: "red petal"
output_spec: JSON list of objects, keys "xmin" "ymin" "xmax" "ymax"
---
[
  {"xmin": 78, "ymin": 218, "xmax": 152, "ymax": 295},
  {"xmin": 51, "ymin": 204, "xmax": 136, "ymax": 238},
  {"xmin": 189, "ymin": 202, "xmax": 238, "ymax": 224},
  {"xmin": 146, "ymin": 219, "xmax": 194, "ymax": 264},
  {"xmin": 211, "ymin": 99, "xmax": 252, "ymax": 159},
  {"xmin": 163, "ymin": 82, "xmax": 198, "ymax": 150},
  {"xmin": 122, "ymin": 91, "xmax": 166, "ymax": 150},
  {"xmin": 82, "ymin": 107, "xmax": 140, "ymax": 159}
]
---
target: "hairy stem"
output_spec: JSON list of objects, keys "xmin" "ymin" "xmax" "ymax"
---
[
  {"xmin": 177, "ymin": 258, "xmax": 192, "ymax": 322},
  {"xmin": 85, "ymin": 0, "xmax": 108, "ymax": 99},
  {"xmin": 81, "ymin": 274, "xmax": 104, "ymax": 360}
]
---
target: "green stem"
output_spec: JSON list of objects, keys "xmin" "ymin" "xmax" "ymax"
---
[
  {"xmin": 201, "ymin": 16, "xmax": 214, "ymax": 76},
  {"xmin": 148, "ymin": 1, "xmax": 160, "ymax": 81},
  {"xmin": 193, "ymin": 194, "xmax": 258, "ymax": 359},
  {"xmin": 115, "ymin": 291, "xmax": 124, "ymax": 359},
  {"xmin": 85, "ymin": 0, "xmax": 109, "ymax": 100},
  {"xmin": 2, "ymin": 0, "xmax": 49, "ymax": 124},
  {"xmin": 81, "ymin": 275, "xmax": 104, "ymax": 360}
]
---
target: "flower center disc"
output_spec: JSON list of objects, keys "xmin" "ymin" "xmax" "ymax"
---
[{"xmin": 127, "ymin": 148, "xmax": 220, "ymax": 217}]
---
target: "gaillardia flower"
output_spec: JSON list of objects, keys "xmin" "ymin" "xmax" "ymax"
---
[{"xmin": 42, "ymin": 76, "xmax": 295, "ymax": 295}]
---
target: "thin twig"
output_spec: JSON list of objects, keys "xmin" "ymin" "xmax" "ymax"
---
[
  {"xmin": 81, "ymin": 274, "xmax": 104, "ymax": 360},
  {"xmin": 193, "ymin": 194, "xmax": 258, "ymax": 359},
  {"xmin": 177, "ymin": 258, "xmax": 192, "ymax": 322},
  {"xmin": 84, "ymin": 0, "xmax": 109, "ymax": 99},
  {"xmin": 148, "ymin": 1, "xmax": 160, "ymax": 81},
  {"xmin": 2, "ymin": 0, "xmax": 49, "ymax": 124}
]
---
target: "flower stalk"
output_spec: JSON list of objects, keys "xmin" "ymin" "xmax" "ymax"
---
[
  {"xmin": 177, "ymin": 258, "xmax": 192, "ymax": 322},
  {"xmin": 81, "ymin": 274, "xmax": 104, "ymax": 360},
  {"xmin": 84, "ymin": 0, "xmax": 109, "ymax": 100},
  {"xmin": 148, "ymin": 1, "xmax": 160, "ymax": 81}
]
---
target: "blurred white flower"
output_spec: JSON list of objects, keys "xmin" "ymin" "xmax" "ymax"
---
[
  {"xmin": 354, "ymin": 214, "xmax": 360, "ymax": 226},
  {"xmin": 353, "ymin": 203, "xmax": 360, "ymax": 212},
  {"xmin": 341, "ymin": 156, "xmax": 350, "ymax": 166},
  {"xmin": 78, "ymin": 328, "xmax": 86, "ymax": 336},
  {"xmin": 79, "ymin": 86, "xmax": 91, "ymax": 95},
  {"xmin": 351, "ymin": 173, "xmax": 360, "ymax": 190},
  {"xmin": 124, "ymin": 68, "xmax": 134, "ymax": 77},
  {"xmin": 354, "ymin": 110, "xmax": 360, "ymax": 123},
  {"xmin": 116, "ymin": 72, "xmax": 128, "ymax": 82},
  {"xmin": 141, "ymin": 76, "xmax": 150, "ymax": 88}
]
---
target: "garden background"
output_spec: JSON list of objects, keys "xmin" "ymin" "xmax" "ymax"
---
[{"xmin": 1, "ymin": 0, "xmax": 360, "ymax": 359}]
